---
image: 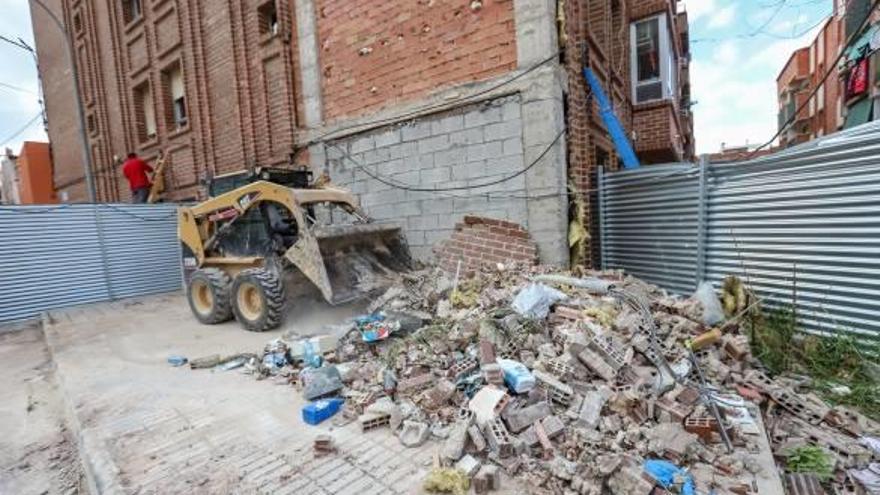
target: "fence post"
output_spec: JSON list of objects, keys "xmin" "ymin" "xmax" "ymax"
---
[
  {"xmin": 93, "ymin": 204, "xmax": 115, "ymax": 300},
  {"xmin": 695, "ymin": 156, "xmax": 708, "ymax": 288},
  {"xmin": 597, "ymin": 166, "xmax": 606, "ymax": 271}
]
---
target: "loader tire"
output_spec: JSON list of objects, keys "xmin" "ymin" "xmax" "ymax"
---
[
  {"xmin": 231, "ymin": 268, "xmax": 285, "ymax": 332},
  {"xmin": 187, "ymin": 268, "xmax": 233, "ymax": 324}
]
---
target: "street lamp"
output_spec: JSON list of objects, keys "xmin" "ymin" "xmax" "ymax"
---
[{"xmin": 28, "ymin": 0, "xmax": 96, "ymax": 202}]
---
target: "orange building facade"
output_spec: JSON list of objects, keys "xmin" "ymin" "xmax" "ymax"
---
[{"xmin": 17, "ymin": 141, "xmax": 58, "ymax": 204}]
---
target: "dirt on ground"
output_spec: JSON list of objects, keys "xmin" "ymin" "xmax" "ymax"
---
[{"xmin": 0, "ymin": 323, "xmax": 85, "ymax": 495}]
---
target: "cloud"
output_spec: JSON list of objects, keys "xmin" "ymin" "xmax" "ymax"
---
[
  {"xmin": 708, "ymin": 5, "xmax": 736, "ymax": 29},
  {"xmin": 690, "ymin": 7, "xmax": 828, "ymax": 154},
  {"xmin": 681, "ymin": 0, "xmax": 718, "ymax": 22}
]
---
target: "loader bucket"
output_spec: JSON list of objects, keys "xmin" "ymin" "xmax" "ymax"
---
[{"xmin": 313, "ymin": 223, "xmax": 412, "ymax": 305}]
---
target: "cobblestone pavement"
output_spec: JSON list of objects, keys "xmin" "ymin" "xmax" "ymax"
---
[{"xmin": 43, "ymin": 293, "xmax": 447, "ymax": 494}]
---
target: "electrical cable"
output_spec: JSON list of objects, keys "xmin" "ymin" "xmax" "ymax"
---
[
  {"xmin": 329, "ymin": 128, "xmax": 566, "ymax": 193},
  {"xmin": 692, "ymin": 11, "xmax": 830, "ymax": 43},
  {"xmin": 304, "ymin": 50, "xmax": 562, "ymax": 147},
  {"xmin": 0, "ymin": 34, "xmax": 31, "ymax": 52},
  {"xmin": 749, "ymin": 0, "xmax": 880, "ymax": 157},
  {"xmin": 0, "ymin": 113, "xmax": 42, "ymax": 146},
  {"xmin": 0, "ymin": 81, "xmax": 37, "ymax": 95}
]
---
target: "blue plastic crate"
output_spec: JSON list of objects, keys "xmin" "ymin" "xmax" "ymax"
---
[{"xmin": 302, "ymin": 398, "xmax": 344, "ymax": 425}]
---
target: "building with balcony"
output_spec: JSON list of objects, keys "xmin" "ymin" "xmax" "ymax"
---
[{"xmin": 776, "ymin": 15, "xmax": 844, "ymax": 148}]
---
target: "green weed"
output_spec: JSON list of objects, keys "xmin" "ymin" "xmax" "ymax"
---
[{"xmin": 784, "ymin": 445, "xmax": 834, "ymax": 481}]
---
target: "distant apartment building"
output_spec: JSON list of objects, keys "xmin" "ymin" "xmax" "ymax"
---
[
  {"xmin": 0, "ymin": 149, "xmax": 20, "ymax": 205},
  {"xmin": 777, "ymin": 1, "xmax": 880, "ymax": 148},
  {"xmin": 31, "ymin": 0, "xmax": 693, "ymax": 266},
  {"xmin": 777, "ymin": 16, "xmax": 843, "ymax": 147},
  {"xmin": 838, "ymin": 0, "xmax": 880, "ymax": 130},
  {"xmin": 706, "ymin": 143, "xmax": 777, "ymax": 164}
]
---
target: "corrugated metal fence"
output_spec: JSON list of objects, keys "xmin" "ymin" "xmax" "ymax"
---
[
  {"xmin": 599, "ymin": 122, "xmax": 880, "ymax": 342},
  {"xmin": 0, "ymin": 203, "xmax": 181, "ymax": 323}
]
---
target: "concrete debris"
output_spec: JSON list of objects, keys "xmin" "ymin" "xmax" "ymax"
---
[
  {"xmin": 503, "ymin": 401, "xmax": 551, "ymax": 433},
  {"xmin": 442, "ymin": 421, "xmax": 470, "ymax": 462},
  {"xmin": 187, "ymin": 260, "xmax": 877, "ymax": 495},
  {"xmin": 455, "ymin": 454, "xmax": 481, "ymax": 478},
  {"xmin": 577, "ymin": 387, "xmax": 611, "ymax": 429},
  {"xmin": 468, "ymin": 425, "xmax": 488, "ymax": 452},
  {"xmin": 302, "ymin": 365, "xmax": 343, "ymax": 400},
  {"xmin": 313, "ymin": 434, "xmax": 336, "ymax": 457},
  {"xmin": 399, "ymin": 420, "xmax": 430, "ymax": 447}
]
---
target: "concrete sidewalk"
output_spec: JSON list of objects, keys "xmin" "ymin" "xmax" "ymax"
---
[
  {"xmin": 41, "ymin": 293, "xmax": 461, "ymax": 494},
  {"xmin": 0, "ymin": 323, "xmax": 84, "ymax": 494}
]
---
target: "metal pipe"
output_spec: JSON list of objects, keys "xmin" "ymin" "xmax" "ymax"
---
[
  {"xmin": 29, "ymin": 0, "xmax": 96, "ymax": 203},
  {"xmin": 688, "ymin": 347, "xmax": 734, "ymax": 453}
]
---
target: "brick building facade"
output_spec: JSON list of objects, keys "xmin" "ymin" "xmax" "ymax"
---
[
  {"xmin": 777, "ymin": 16, "xmax": 844, "ymax": 148},
  {"xmin": 32, "ymin": 0, "xmax": 693, "ymax": 266}
]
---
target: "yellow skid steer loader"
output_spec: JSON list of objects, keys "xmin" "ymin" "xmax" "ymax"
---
[{"xmin": 178, "ymin": 168, "xmax": 411, "ymax": 332}]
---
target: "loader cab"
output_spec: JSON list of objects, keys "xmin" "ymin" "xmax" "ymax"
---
[
  {"xmin": 207, "ymin": 167, "xmax": 312, "ymax": 197},
  {"xmin": 204, "ymin": 168, "xmax": 311, "ymax": 257}
]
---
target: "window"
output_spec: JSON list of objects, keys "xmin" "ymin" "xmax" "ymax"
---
[
  {"xmin": 631, "ymin": 15, "xmax": 677, "ymax": 104},
  {"xmin": 122, "ymin": 0, "xmax": 142, "ymax": 24},
  {"xmin": 258, "ymin": 1, "xmax": 279, "ymax": 36},
  {"xmin": 162, "ymin": 62, "xmax": 187, "ymax": 129},
  {"xmin": 73, "ymin": 12, "xmax": 83, "ymax": 34},
  {"xmin": 133, "ymin": 82, "xmax": 156, "ymax": 142}
]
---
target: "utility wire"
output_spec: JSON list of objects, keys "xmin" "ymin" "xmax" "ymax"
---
[
  {"xmin": 0, "ymin": 34, "xmax": 31, "ymax": 52},
  {"xmin": 329, "ymin": 129, "xmax": 566, "ymax": 194},
  {"xmin": 749, "ymin": 0, "xmax": 880, "ymax": 157},
  {"xmin": 305, "ymin": 50, "xmax": 562, "ymax": 147},
  {"xmin": 692, "ymin": 10, "xmax": 830, "ymax": 43},
  {"xmin": 0, "ymin": 113, "xmax": 42, "ymax": 146},
  {"xmin": 0, "ymin": 81, "xmax": 37, "ymax": 95}
]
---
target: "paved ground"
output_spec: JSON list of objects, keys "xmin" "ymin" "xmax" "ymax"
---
[
  {"xmin": 37, "ymin": 292, "xmax": 519, "ymax": 495},
  {"xmin": 0, "ymin": 323, "xmax": 85, "ymax": 494}
]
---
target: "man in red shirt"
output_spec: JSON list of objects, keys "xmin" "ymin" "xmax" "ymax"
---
[{"xmin": 122, "ymin": 152, "xmax": 153, "ymax": 203}]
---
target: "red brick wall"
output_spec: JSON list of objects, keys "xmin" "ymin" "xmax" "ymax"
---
[
  {"xmin": 564, "ymin": 0, "xmax": 634, "ymax": 266},
  {"xmin": 436, "ymin": 216, "xmax": 538, "ymax": 274},
  {"xmin": 30, "ymin": 0, "xmax": 82, "ymax": 198},
  {"xmin": 633, "ymin": 101, "xmax": 682, "ymax": 163},
  {"xmin": 777, "ymin": 48, "xmax": 810, "ymax": 93},
  {"xmin": 35, "ymin": 0, "xmax": 302, "ymax": 202},
  {"xmin": 630, "ymin": 0, "xmax": 671, "ymax": 20},
  {"xmin": 314, "ymin": 0, "xmax": 517, "ymax": 121}
]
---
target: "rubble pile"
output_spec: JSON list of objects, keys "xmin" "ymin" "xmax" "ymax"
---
[{"xmin": 192, "ymin": 264, "xmax": 880, "ymax": 494}]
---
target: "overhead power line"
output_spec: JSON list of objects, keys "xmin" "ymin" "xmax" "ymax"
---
[
  {"xmin": 306, "ymin": 49, "xmax": 562, "ymax": 147},
  {"xmin": 0, "ymin": 81, "xmax": 37, "ymax": 95},
  {"xmin": 0, "ymin": 113, "xmax": 42, "ymax": 147},
  {"xmin": 749, "ymin": 0, "xmax": 880, "ymax": 157},
  {"xmin": 328, "ymin": 129, "xmax": 566, "ymax": 195},
  {"xmin": 692, "ymin": 11, "xmax": 831, "ymax": 43}
]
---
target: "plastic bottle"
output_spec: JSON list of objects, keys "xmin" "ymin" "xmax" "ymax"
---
[
  {"xmin": 302, "ymin": 339, "xmax": 322, "ymax": 368},
  {"xmin": 497, "ymin": 358, "xmax": 536, "ymax": 394}
]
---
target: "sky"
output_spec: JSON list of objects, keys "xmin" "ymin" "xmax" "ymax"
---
[
  {"xmin": 683, "ymin": 0, "xmax": 829, "ymax": 153},
  {"xmin": 0, "ymin": 0, "xmax": 832, "ymax": 156},
  {"xmin": 0, "ymin": 0, "xmax": 46, "ymax": 155}
]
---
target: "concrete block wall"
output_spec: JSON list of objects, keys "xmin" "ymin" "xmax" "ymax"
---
[{"xmin": 324, "ymin": 95, "xmax": 532, "ymax": 261}]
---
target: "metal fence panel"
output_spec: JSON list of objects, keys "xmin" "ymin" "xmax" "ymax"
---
[
  {"xmin": 600, "ymin": 163, "xmax": 701, "ymax": 294},
  {"xmin": 599, "ymin": 122, "xmax": 880, "ymax": 343},
  {"xmin": 0, "ymin": 203, "xmax": 181, "ymax": 323}
]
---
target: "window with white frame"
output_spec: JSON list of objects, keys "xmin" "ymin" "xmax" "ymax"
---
[{"xmin": 631, "ymin": 15, "xmax": 677, "ymax": 104}]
